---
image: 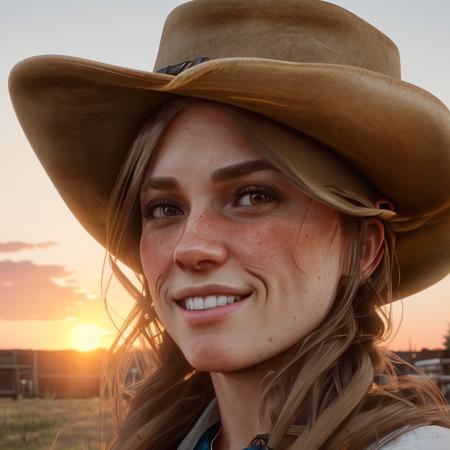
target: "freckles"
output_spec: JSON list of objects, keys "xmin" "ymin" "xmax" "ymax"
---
[
  {"xmin": 239, "ymin": 219, "xmax": 292, "ymax": 262},
  {"xmin": 141, "ymin": 228, "xmax": 176, "ymax": 253},
  {"xmin": 140, "ymin": 232, "xmax": 175, "ymax": 282}
]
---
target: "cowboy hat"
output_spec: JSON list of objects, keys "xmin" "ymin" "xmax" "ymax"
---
[{"xmin": 8, "ymin": 0, "xmax": 450, "ymax": 300}]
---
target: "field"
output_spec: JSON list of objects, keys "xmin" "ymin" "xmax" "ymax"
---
[{"xmin": 0, "ymin": 398, "xmax": 114, "ymax": 450}]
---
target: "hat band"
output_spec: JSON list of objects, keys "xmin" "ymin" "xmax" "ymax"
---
[{"xmin": 156, "ymin": 56, "xmax": 210, "ymax": 75}]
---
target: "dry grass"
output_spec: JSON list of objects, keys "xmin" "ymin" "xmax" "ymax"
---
[{"xmin": 0, "ymin": 397, "xmax": 114, "ymax": 450}]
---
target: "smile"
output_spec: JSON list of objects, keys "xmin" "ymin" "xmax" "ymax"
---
[
  {"xmin": 176, "ymin": 292, "xmax": 252, "ymax": 325},
  {"xmin": 180, "ymin": 294, "xmax": 247, "ymax": 310}
]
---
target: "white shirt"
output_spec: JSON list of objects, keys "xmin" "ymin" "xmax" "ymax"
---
[
  {"xmin": 367, "ymin": 424, "xmax": 450, "ymax": 449},
  {"xmin": 177, "ymin": 398, "xmax": 450, "ymax": 449}
]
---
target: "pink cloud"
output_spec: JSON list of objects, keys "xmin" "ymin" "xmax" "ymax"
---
[
  {"xmin": 0, "ymin": 260, "xmax": 103, "ymax": 321},
  {"xmin": 0, "ymin": 241, "xmax": 58, "ymax": 253}
]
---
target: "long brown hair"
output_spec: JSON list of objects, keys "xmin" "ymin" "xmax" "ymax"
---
[{"xmin": 102, "ymin": 98, "xmax": 449, "ymax": 450}]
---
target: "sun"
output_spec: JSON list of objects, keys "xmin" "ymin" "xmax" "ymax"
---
[{"xmin": 69, "ymin": 323, "xmax": 105, "ymax": 352}]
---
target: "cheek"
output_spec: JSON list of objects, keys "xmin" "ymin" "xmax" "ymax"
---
[
  {"xmin": 293, "ymin": 208, "xmax": 342, "ymax": 301},
  {"xmin": 139, "ymin": 231, "xmax": 175, "ymax": 298},
  {"xmin": 229, "ymin": 218, "xmax": 297, "ymax": 268}
]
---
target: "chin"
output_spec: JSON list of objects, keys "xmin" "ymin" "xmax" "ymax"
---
[{"xmin": 183, "ymin": 343, "xmax": 252, "ymax": 373}]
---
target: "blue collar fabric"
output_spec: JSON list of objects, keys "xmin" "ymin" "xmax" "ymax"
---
[
  {"xmin": 193, "ymin": 422, "xmax": 220, "ymax": 450},
  {"xmin": 193, "ymin": 422, "xmax": 272, "ymax": 450},
  {"xmin": 177, "ymin": 398, "xmax": 273, "ymax": 450}
]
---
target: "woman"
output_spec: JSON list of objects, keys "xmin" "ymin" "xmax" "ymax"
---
[{"xmin": 9, "ymin": 1, "xmax": 450, "ymax": 449}]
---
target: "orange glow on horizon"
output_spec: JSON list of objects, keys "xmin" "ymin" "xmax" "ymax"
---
[{"xmin": 69, "ymin": 323, "xmax": 107, "ymax": 352}]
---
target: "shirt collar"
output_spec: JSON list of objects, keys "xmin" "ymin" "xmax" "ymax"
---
[
  {"xmin": 177, "ymin": 398, "xmax": 272, "ymax": 450},
  {"xmin": 177, "ymin": 398, "xmax": 221, "ymax": 450}
]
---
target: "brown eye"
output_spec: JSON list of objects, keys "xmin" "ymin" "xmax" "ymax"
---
[
  {"xmin": 239, "ymin": 191, "xmax": 272, "ymax": 206},
  {"xmin": 233, "ymin": 184, "xmax": 281, "ymax": 208},
  {"xmin": 142, "ymin": 200, "xmax": 183, "ymax": 221},
  {"xmin": 154, "ymin": 204, "xmax": 182, "ymax": 218}
]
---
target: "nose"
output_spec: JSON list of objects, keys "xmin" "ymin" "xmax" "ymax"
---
[{"xmin": 173, "ymin": 210, "xmax": 228, "ymax": 271}]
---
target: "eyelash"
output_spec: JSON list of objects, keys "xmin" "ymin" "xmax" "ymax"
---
[{"xmin": 141, "ymin": 184, "xmax": 282, "ymax": 221}]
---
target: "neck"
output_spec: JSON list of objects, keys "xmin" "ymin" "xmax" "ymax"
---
[{"xmin": 209, "ymin": 352, "xmax": 287, "ymax": 450}]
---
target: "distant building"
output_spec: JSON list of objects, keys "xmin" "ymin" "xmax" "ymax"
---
[
  {"xmin": 0, "ymin": 349, "xmax": 107, "ymax": 399},
  {"xmin": 1, "ymin": 348, "xmax": 448, "ymax": 402},
  {"xmin": 394, "ymin": 348, "xmax": 450, "ymax": 402}
]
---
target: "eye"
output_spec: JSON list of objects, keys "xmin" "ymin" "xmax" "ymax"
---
[
  {"xmin": 141, "ymin": 199, "xmax": 183, "ymax": 221},
  {"xmin": 233, "ymin": 184, "xmax": 281, "ymax": 209},
  {"xmin": 141, "ymin": 184, "xmax": 282, "ymax": 222}
]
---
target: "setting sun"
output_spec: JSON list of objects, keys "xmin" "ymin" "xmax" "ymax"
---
[{"xmin": 69, "ymin": 323, "xmax": 105, "ymax": 352}]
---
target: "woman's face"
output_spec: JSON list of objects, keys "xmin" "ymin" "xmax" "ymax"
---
[{"xmin": 139, "ymin": 102, "xmax": 343, "ymax": 372}]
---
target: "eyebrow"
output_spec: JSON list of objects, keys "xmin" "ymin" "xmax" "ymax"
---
[{"xmin": 141, "ymin": 159, "xmax": 279, "ymax": 192}]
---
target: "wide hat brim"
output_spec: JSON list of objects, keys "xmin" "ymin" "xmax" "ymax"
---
[{"xmin": 8, "ymin": 55, "xmax": 450, "ymax": 301}]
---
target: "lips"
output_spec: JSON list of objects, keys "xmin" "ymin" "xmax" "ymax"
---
[{"xmin": 176, "ymin": 291, "xmax": 253, "ymax": 325}]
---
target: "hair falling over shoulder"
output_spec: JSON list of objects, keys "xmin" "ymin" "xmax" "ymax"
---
[{"xmin": 100, "ymin": 99, "xmax": 450, "ymax": 450}]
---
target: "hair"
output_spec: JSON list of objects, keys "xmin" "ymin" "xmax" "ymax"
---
[{"xmin": 101, "ymin": 98, "xmax": 449, "ymax": 450}]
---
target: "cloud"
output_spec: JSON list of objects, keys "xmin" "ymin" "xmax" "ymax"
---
[
  {"xmin": 0, "ymin": 260, "xmax": 104, "ymax": 321},
  {"xmin": 0, "ymin": 241, "xmax": 57, "ymax": 253}
]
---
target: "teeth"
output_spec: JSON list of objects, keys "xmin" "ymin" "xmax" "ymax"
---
[
  {"xmin": 217, "ymin": 295, "xmax": 228, "ymax": 306},
  {"xmin": 182, "ymin": 294, "xmax": 244, "ymax": 310},
  {"xmin": 194, "ymin": 296, "xmax": 203, "ymax": 309}
]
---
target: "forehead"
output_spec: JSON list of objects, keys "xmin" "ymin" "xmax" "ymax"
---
[{"xmin": 146, "ymin": 102, "xmax": 264, "ymax": 175}]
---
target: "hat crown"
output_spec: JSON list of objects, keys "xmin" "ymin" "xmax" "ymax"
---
[{"xmin": 154, "ymin": 0, "xmax": 401, "ymax": 78}]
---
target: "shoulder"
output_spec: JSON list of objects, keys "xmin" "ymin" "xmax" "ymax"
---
[{"xmin": 373, "ymin": 425, "xmax": 450, "ymax": 450}]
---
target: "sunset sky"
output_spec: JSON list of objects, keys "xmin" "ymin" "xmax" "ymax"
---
[{"xmin": 1, "ymin": 1, "xmax": 449, "ymax": 352}]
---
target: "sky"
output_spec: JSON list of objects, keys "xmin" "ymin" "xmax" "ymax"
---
[{"xmin": 1, "ymin": 1, "xmax": 449, "ymax": 352}]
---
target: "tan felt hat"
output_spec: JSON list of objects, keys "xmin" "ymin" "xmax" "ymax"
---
[{"xmin": 8, "ymin": 0, "xmax": 450, "ymax": 300}]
